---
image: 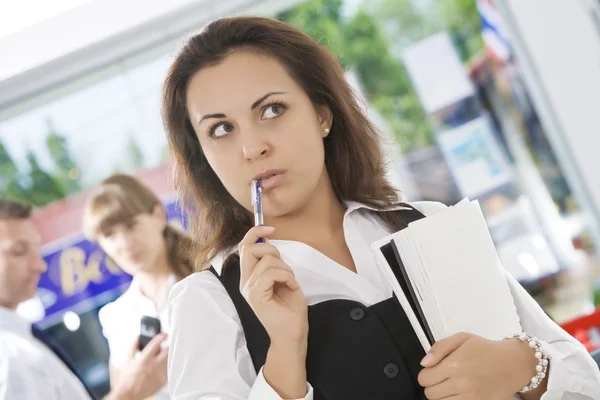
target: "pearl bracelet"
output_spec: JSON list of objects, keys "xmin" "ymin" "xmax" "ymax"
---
[{"xmin": 504, "ymin": 332, "xmax": 549, "ymax": 393}]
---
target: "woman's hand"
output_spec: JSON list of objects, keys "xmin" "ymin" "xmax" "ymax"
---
[
  {"xmin": 238, "ymin": 225, "xmax": 308, "ymax": 343},
  {"xmin": 238, "ymin": 225, "xmax": 309, "ymax": 399},
  {"xmin": 106, "ymin": 334, "xmax": 168, "ymax": 400},
  {"xmin": 418, "ymin": 332, "xmax": 545, "ymax": 400}
]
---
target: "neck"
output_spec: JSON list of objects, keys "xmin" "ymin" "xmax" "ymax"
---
[
  {"xmin": 137, "ymin": 250, "xmax": 172, "ymax": 310},
  {"xmin": 0, "ymin": 299, "xmax": 17, "ymax": 311},
  {"xmin": 267, "ymin": 171, "xmax": 346, "ymax": 245}
]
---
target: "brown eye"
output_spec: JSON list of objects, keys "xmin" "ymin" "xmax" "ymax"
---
[{"xmin": 10, "ymin": 243, "xmax": 27, "ymax": 257}]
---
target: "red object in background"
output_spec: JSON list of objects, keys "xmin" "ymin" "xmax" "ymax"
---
[
  {"xmin": 33, "ymin": 162, "xmax": 175, "ymax": 247},
  {"xmin": 560, "ymin": 308, "xmax": 600, "ymax": 352}
]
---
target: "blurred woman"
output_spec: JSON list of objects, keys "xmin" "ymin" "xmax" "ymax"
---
[{"xmin": 83, "ymin": 174, "xmax": 194, "ymax": 400}]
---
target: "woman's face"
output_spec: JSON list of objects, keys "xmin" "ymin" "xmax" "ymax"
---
[
  {"xmin": 186, "ymin": 51, "xmax": 332, "ymax": 218},
  {"xmin": 97, "ymin": 206, "xmax": 166, "ymax": 275}
]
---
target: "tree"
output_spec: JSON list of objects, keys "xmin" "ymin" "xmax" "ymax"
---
[
  {"xmin": 344, "ymin": 11, "xmax": 433, "ymax": 150},
  {"xmin": 3, "ymin": 179, "xmax": 30, "ymax": 204},
  {"xmin": 358, "ymin": 0, "xmax": 485, "ymax": 149},
  {"xmin": 277, "ymin": 0, "xmax": 433, "ymax": 152},
  {"xmin": 367, "ymin": 0, "xmax": 483, "ymax": 63},
  {"xmin": 364, "ymin": 0, "xmax": 442, "ymax": 50},
  {"xmin": 24, "ymin": 151, "xmax": 66, "ymax": 207},
  {"xmin": 45, "ymin": 119, "xmax": 81, "ymax": 194},
  {"xmin": 440, "ymin": 0, "xmax": 484, "ymax": 62},
  {"xmin": 0, "ymin": 140, "xmax": 29, "ymax": 203},
  {"xmin": 277, "ymin": 0, "xmax": 347, "ymax": 61},
  {"xmin": 0, "ymin": 140, "xmax": 18, "ymax": 190}
]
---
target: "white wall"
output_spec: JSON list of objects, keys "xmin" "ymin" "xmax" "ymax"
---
[
  {"xmin": 496, "ymin": 0, "xmax": 600, "ymax": 245},
  {"xmin": 0, "ymin": 0, "xmax": 303, "ymax": 111}
]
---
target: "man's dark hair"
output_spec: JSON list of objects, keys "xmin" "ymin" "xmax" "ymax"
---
[{"xmin": 0, "ymin": 199, "xmax": 33, "ymax": 220}]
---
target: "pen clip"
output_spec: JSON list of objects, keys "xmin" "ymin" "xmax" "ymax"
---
[
  {"xmin": 251, "ymin": 180, "xmax": 261, "ymax": 206},
  {"xmin": 251, "ymin": 180, "xmax": 264, "ymax": 243}
]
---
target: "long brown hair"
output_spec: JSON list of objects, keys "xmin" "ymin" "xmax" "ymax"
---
[
  {"xmin": 162, "ymin": 16, "xmax": 407, "ymax": 271},
  {"xmin": 83, "ymin": 174, "xmax": 194, "ymax": 280}
]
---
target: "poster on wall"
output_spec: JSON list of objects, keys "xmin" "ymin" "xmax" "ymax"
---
[
  {"xmin": 437, "ymin": 117, "xmax": 512, "ymax": 198},
  {"xmin": 403, "ymin": 31, "xmax": 476, "ymax": 114}
]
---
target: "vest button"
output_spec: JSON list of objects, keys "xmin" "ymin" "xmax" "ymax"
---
[
  {"xmin": 384, "ymin": 363, "xmax": 400, "ymax": 378},
  {"xmin": 350, "ymin": 308, "xmax": 365, "ymax": 321}
]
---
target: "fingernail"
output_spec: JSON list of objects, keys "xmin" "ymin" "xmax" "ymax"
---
[
  {"xmin": 420, "ymin": 353, "xmax": 434, "ymax": 367},
  {"xmin": 264, "ymin": 226, "xmax": 275, "ymax": 231}
]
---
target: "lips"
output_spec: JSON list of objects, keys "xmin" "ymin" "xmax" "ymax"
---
[
  {"xmin": 252, "ymin": 170, "xmax": 285, "ymax": 191},
  {"xmin": 253, "ymin": 169, "xmax": 285, "ymax": 181}
]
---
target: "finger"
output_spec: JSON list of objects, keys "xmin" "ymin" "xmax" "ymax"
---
[
  {"xmin": 127, "ymin": 336, "xmax": 140, "ymax": 358},
  {"xmin": 239, "ymin": 243, "xmax": 281, "ymax": 286},
  {"xmin": 239, "ymin": 226, "xmax": 277, "ymax": 282},
  {"xmin": 140, "ymin": 333, "xmax": 167, "ymax": 359},
  {"xmin": 248, "ymin": 259, "xmax": 299, "ymax": 291},
  {"xmin": 423, "ymin": 378, "xmax": 458, "ymax": 400},
  {"xmin": 418, "ymin": 363, "xmax": 449, "ymax": 388},
  {"xmin": 421, "ymin": 332, "xmax": 472, "ymax": 367},
  {"xmin": 156, "ymin": 346, "xmax": 169, "ymax": 363},
  {"xmin": 239, "ymin": 225, "xmax": 276, "ymax": 248},
  {"xmin": 245, "ymin": 255, "xmax": 293, "ymax": 288},
  {"xmin": 245, "ymin": 268, "xmax": 300, "ymax": 303}
]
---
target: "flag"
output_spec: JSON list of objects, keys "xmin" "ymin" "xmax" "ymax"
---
[{"xmin": 477, "ymin": 0, "xmax": 512, "ymax": 62}]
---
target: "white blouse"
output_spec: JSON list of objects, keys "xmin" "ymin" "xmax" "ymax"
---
[
  {"xmin": 167, "ymin": 201, "xmax": 600, "ymax": 400},
  {"xmin": 99, "ymin": 274, "xmax": 176, "ymax": 400}
]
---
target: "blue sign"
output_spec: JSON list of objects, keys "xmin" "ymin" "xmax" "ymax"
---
[{"xmin": 37, "ymin": 200, "xmax": 186, "ymax": 323}]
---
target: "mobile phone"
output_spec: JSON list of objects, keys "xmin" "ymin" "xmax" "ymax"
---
[
  {"xmin": 251, "ymin": 179, "xmax": 264, "ymax": 243},
  {"xmin": 139, "ymin": 316, "xmax": 161, "ymax": 351}
]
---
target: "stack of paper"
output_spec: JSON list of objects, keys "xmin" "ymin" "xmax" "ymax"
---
[{"xmin": 372, "ymin": 200, "xmax": 522, "ymax": 352}]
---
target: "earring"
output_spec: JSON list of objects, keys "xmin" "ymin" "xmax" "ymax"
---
[{"xmin": 324, "ymin": 128, "xmax": 330, "ymax": 134}]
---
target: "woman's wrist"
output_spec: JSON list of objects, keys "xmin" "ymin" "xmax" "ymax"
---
[
  {"xmin": 264, "ymin": 337, "xmax": 308, "ymax": 398},
  {"xmin": 104, "ymin": 386, "xmax": 135, "ymax": 400},
  {"xmin": 503, "ymin": 334, "xmax": 549, "ymax": 394}
]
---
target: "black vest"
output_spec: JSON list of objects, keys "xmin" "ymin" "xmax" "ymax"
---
[{"xmin": 209, "ymin": 206, "xmax": 427, "ymax": 400}]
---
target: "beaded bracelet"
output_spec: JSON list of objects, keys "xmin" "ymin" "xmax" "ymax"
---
[{"xmin": 504, "ymin": 332, "xmax": 549, "ymax": 393}]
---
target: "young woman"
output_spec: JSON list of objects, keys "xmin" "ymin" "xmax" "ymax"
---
[
  {"xmin": 161, "ymin": 16, "xmax": 600, "ymax": 400},
  {"xmin": 83, "ymin": 174, "xmax": 194, "ymax": 400}
]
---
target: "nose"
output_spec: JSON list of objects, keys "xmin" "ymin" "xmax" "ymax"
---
[
  {"xmin": 241, "ymin": 129, "xmax": 270, "ymax": 161},
  {"xmin": 35, "ymin": 257, "xmax": 47, "ymax": 274},
  {"xmin": 113, "ymin": 232, "xmax": 132, "ymax": 253},
  {"xmin": 30, "ymin": 250, "xmax": 47, "ymax": 274}
]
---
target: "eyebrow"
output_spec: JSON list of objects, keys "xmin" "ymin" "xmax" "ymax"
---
[
  {"xmin": 0, "ymin": 239, "xmax": 28, "ymax": 250},
  {"xmin": 198, "ymin": 91, "xmax": 288, "ymax": 124}
]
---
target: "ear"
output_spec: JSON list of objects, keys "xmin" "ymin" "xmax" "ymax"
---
[
  {"xmin": 317, "ymin": 104, "xmax": 333, "ymax": 138},
  {"xmin": 151, "ymin": 204, "xmax": 167, "ymax": 228}
]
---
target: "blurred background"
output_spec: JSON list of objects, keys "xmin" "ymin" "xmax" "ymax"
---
[{"xmin": 2, "ymin": 0, "xmax": 600, "ymax": 396}]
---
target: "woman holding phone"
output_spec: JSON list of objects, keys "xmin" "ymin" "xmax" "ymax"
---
[
  {"xmin": 83, "ymin": 174, "xmax": 194, "ymax": 400},
  {"xmin": 162, "ymin": 16, "xmax": 600, "ymax": 400}
]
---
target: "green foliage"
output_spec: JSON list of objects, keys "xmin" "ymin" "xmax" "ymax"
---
[
  {"xmin": 0, "ymin": 141, "xmax": 28, "ymax": 204},
  {"xmin": 0, "ymin": 120, "xmax": 83, "ymax": 207},
  {"xmin": 277, "ymin": 0, "xmax": 434, "ymax": 152},
  {"xmin": 23, "ymin": 151, "xmax": 67, "ymax": 207},
  {"xmin": 278, "ymin": 0, "xmax": 483, "ymax": 152},
  {"xmin": 1, "ymin": 0, "xmax": 485, "ymax": 208},
  {"xmin": 278, "ymin": 0, "xmax": 347, "ymax": 61},
  {"xmin": 46, "ymin": 119, "xmax": 81, "ymax": 194},
  {"xmin": 0, "ymin": 141, "xmax": 18, "ymax": 183}
]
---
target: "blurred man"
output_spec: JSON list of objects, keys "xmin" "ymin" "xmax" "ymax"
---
[{"xmin": 0, "ymin": 199, "xmax": 167, "ymax": 400}]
